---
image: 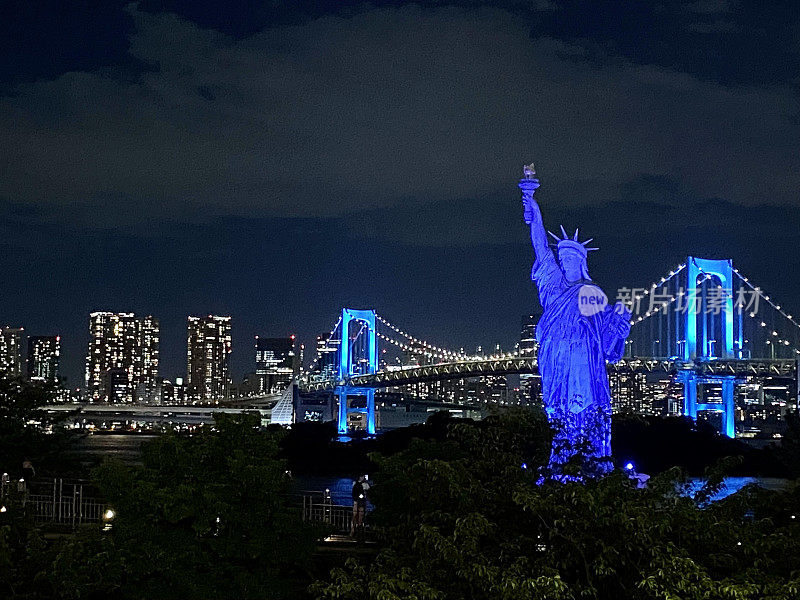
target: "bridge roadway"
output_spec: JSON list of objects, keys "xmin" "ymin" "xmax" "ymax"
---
[{"xmin": 299, "ymin": 357, "xmax": 798, "ymax": 392}]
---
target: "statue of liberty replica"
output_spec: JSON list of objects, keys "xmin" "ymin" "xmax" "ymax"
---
[{"xmin": 518, "ymin": 164, "xmax": 631, "ymax": 476}]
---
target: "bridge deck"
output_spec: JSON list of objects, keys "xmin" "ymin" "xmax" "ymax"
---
[{"xmin": 300, "ymin": 357, "xmax": 797, "ymax": 392}]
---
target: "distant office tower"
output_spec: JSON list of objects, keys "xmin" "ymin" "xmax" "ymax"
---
[
  {"xmin": 155, "ymin": 377, "xmax": 187, "ymax": 405},
  {"xmin": 609, "ymin": 371, "xmax": 654, "ymax": 415},
  {"xmin": 27, "ymin": 335, "xmax": 60, "ymax": 382},
  {"xmin": 254, "ymin": 336, "xmax": 296, "ymax": 394},
  {"xmin": 186, "ymin": 315, "xmax": 232, "ymax": 403},
  {"xmin": 609, "ymin": 371, "xmax": 681, "ymax": 417},
  {"xmin": 0, "ymin": 327, "xmax": 25, "ymax": 377},
  {"xmin": 85, "ymin": 312, "xmax": 160, "ymax": 403},
  {"xmin": 315, "ymin": 333, "xmax": 340, "ymax": 380},
  {"xmin": 138, "ymin": 316, "xmax": 159, "ymax": 401},
  {"xmin": 519, "ymin": 314, "xmax": 539, "ymax": 356},
  {"xmin": 401, "ymin": 342, "xmax": 432, "ymax": 367},
  {"xmin": 519, "ymin": 314, "xmax": 541, "ymax": 406}
]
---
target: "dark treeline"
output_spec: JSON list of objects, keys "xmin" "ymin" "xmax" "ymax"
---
[{"xmin": 281, "ymin": 410, "xmax": 798, "ymax": 479}]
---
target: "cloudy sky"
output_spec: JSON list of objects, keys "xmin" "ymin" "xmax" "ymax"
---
[{"xmin": 1, "ymin": 0, "xmax": 798, "ymax": 383}]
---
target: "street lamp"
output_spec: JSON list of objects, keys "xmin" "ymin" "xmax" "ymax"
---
[{"xmin": 651, "ymin": 340, "xmax": 661, "ymax": 358}]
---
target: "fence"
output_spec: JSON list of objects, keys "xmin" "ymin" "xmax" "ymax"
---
[
  {"xmin": 300, "ymin": 490, "xmax": 353, "ymax": 534},
  {"xmin": 3, "ymin": 480, "xmax": 357, "ymax": 533},
  {"xmin": 1, "ymin": 478, "xmax": 107, "ymax": 527}
]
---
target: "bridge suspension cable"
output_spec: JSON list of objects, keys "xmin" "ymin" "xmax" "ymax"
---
[
  {"xmin": 625, "ymin": 262, "xmax": 691, "ymax": 358},
  {"xmin": 732, "ymin": 267, "xmax": 800, "ymax": 331},
  {"xmin": 375, "ymin": 314, "xmax": 468, "ymax": 360},
  {"xmin": 376, "ymin": 330, "xmax": 467, "ymax": 361},
  {"xmin": 306, "ymin": 315, "xmax": 342, "ymax": 373},
  {"xmin": 688, "ymin": 261, "xmax": 800, "ymax": 357},
  {"xmin": 306, "ymin": 260, "xmax": 800, "ymax": 375},
  {"xmin": 628, "ymin": 262, "xmax": 687, "ymax": 326},
  {"xmin": 731, "ymin": 268, "xmax": 800, "ymax": 357}
]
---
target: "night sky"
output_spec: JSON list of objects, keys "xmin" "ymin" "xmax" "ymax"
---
[{"xmin": 1, "ymin": 1, "xmax": 798, "ymax": 385}]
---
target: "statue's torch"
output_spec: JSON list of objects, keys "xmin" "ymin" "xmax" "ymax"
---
[{"xmin": 518, "ymin": 163, "xmax": 540, "ymax": 225}]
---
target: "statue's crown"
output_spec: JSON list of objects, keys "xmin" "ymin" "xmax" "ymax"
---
[{"xmin": 548, "ymin": 226, "xmax": 598, "ymax": 258}]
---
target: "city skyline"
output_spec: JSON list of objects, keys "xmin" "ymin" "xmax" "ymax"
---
[
  {"xmin": 1, "ymin": 307, "xmax": 522, "ymax": 390},
  {"xmin": 1, "ymin": 1, "xmax": 798, "ymax": 388}
]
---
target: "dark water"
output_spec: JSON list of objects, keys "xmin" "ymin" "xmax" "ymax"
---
[
  {"xmin": 685, "ymin": 476, "xmax": 787, "ymax": 502},
  {"xmin": 72, "ymin": 434, "xmax": 363, "ymax": 503},
  {"xmin": 72, "ymin": 433, "xmax": 157, "ymax": 463},
  {"xmin": 291, "ymin": 475, "xmax": 353, "ymax": 499},
  {"xmin": 291, "ymin": 475, "xmax": 375, "ymax": 507}
]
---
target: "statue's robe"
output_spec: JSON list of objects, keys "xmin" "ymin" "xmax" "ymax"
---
[{"xmin": 532, "ymin": 250, "xmax": 627, "ymax": 471}]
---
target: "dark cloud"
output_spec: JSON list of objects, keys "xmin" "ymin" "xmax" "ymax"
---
[
  {"xmin": 0, "ymin": 0, "xmax": 142, "ymax": 89},
  {"xmin": 1, "ymin": 4, "xmax": 798, "ymax": 231}
]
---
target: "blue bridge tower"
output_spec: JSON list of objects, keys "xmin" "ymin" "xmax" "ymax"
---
[
  {"xmin": 336, "ymin": 308, "xmax": 378, "ymax": 435},
  {"xmin": 681, "ymin": 257, "xmax": 739, "ymax": 438}
]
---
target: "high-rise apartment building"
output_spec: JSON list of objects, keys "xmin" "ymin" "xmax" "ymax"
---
[
  {"xmin": 519, "ymin": 314, "xmax": 539, "ymax": 356},
  {"xmin": 0, "ymin": 327, "xmax": 25, "ymax": 377},
  {"xmin": 315, "ymin": 333, "xmax": 340, "ymax": 380},
  {"xmin": 27, "ymin": 335, "xmax": 60, "ymax": 382},
  {"xmin": 519, "ymin": 314, "xmax": 541, "ymax": 406},
  {"xmin": 85, "ymin": 312, "xmax": 159, "ymax": 403},
  {"xmin": 254, "ymin": 336, "xmax": 296, "ymax": 394},
  {"xmin": 186, "ymin": 315, "xmax": 232, "ymax": 403}
]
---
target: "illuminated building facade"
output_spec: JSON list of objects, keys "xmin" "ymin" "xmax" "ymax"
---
[
  {"xmin": 609, "ymin": 371, "xmax": 653, "ymax": 415},
  {"xmin": 0, "ymin": 327, "xmax": 25, "ymax": 377},
  {"xmin": 609, "ymin": 371, "xmax": 683, "ymax": 417},
  {"xmin": 157, "ymin": 377, "xmax": 187, "ymax": 405},
  {"xmin": 315, "ymin": 334, "xmax": 340, "ymax": 380},
  {"xmin": 186, "ymin": 315, "xmax": 232, "ymax": 403},
  {"xmin": 85, "ymin": 312, "xmax": 159, "ymax": 403},
  {"xmin": 27, "ymin": 335, "xmax": 60, "ymax": 382},
  {"xmin": 255, "ymin": 336, "xmax": 296, "ymax": 393},
  {"xmin": 519, "ymin": 314, "xmax": 541, "ymax": 406}
]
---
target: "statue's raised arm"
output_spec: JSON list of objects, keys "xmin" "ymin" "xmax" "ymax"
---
[{"xmin": 518, "ymin": 164, "xmax": 550, "ymax": 262}]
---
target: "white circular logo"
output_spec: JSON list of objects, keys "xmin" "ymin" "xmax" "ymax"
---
[{"xmin": 578, "ymin": 284, "xmax": 608, "ymax": 316}]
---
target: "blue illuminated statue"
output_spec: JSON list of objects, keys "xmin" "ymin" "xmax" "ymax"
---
[{"xmin": 519, "ymin": 164, "xmax": 630, "ymax": 475}]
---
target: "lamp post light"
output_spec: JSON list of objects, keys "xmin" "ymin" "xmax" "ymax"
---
[{"xmin": 651, "ymin": 340, "xmax": 661, "ymax": 358}]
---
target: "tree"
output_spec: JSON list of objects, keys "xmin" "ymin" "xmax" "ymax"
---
[
  {"xmin": 1, "ymin": 413, "xmax": 324, "ymax": 599},
  {"xmin": 777, "ymin": 409, "xmax": 800, "ymax": 478},
  {"xmin": 311, "ymin": 407, "xmax": 800, "ymax": 599},
  {"xmin": 92, "ymin": 413, "xmax": 323, "ymax": 599},
  {"xmin": 0, "ymin": 377, "xmax": 78, "ymax": 477}
]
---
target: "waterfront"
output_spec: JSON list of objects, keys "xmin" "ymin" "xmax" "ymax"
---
[
  {"xmin": 65, "ymin": 433, "xmax": 788, "ymax": 507},
  {"xmin": 68, "ymin": 433, "xmax": 363, "ymax": 505}
]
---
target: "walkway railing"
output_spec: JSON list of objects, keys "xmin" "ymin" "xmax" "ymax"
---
[
  {"xmin": 4, "ymin": 480, "xmax": 360, "ymax": 534},
  {"xmin": 1, "ymin": 478, "xmax": 107, "ymax": 527},
  {"xmin": 299, "ymin": 490, "xmax": 353, "ymax": 534}
]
